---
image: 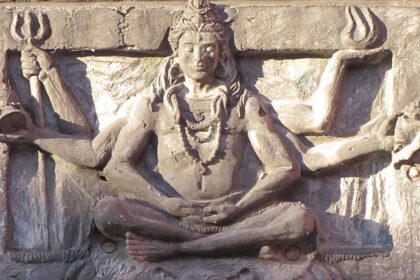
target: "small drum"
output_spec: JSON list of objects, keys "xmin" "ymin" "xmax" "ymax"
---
[{"xmin": 0, "ymin": 105, "xmax": 27, "ymax": 133}]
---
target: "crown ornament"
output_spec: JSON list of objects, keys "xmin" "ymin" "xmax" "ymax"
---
[
  {"xmin": 169, "ymin": 0, "xmax": 226, "ymax": 52},
  {"xmin": 188, "ymin": 0, "xmax": 211, "ymax": 10},
  {"xmin": 182, "ymin": 0, "xmax": 220, "ymax": 28}
]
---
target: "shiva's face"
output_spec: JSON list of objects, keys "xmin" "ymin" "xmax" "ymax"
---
[{"xmin": 178, "ymin": 31, "xmax": 220, "ymax": 83}]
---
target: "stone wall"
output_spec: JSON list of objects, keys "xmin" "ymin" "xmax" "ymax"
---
[{"xmin": 0, "ymin": 1, "xmax": 418, "ymax": 279}]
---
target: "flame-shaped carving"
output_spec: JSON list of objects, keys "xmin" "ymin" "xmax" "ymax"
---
[{"xmin": 341, "ymin": 6, "xmax": 381, "ymax": 49}]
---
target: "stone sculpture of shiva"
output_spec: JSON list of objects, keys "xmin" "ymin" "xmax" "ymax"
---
[{"xmin": 0, "ymin": 0, "xmax": 392, "ymax": 262}]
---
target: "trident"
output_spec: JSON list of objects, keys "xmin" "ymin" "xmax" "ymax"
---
[
  {"xmin": 10, "ymin": 10, "xmax": 51, "ymax": 249},
  {"xmin": 11, "ymin": 11, "xmax": 50, "ymax": 127}
]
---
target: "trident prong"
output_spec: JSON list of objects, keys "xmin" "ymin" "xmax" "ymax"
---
[
  {"xmin": 34, "ymin": 12, "xmax": 49, "ymax": 42},
  {"xmin": 10, "ymin": 10, "xmax": 50, "ymax": 45},
  {"xmin": 10, "ymin": 13, "xmax": 23, "ymax": 43}
]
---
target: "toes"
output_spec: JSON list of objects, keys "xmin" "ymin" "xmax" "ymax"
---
[
  {"xmin": 126, "ymin": 239, "xmax": 141, "ymax": 247},
  {"xmin": 126, "ymin": 244, "xmax": 142, "ymax": 253},
  {"xmin": 128, "ymin": 247, "xmax": 161, "ymax": 262},
  {"xmin": 132, "ymin": 255, "xmax": 148, "ymax": 262},
  {"xmin": 125, "ymin": 233, "xmax": 175, "ymax": 262},
  {"xmin": 126, "ymin": 231, "xmax": 148, "ymax": 241},
  {"xmin": 125, "ymin": 231, "xmax": 138, "ymax": 240}
]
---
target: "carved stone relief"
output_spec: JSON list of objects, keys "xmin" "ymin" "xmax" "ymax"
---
[{"xmin": 0, "ymin": 1, "xmax": 418, "ymax": 279}]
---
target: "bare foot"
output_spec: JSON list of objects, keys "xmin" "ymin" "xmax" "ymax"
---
[{"xmin": 125, "ymin": 232, "xmax": 177, "ymax": 262}]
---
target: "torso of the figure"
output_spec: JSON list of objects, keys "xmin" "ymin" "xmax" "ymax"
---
[{"xmin": 153, "ymin": 84, "xmax": 248, "ymax": 201}]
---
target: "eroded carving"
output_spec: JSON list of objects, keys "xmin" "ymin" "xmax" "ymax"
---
[
  {"xmin": 393, "ymin": 101, "xmax": 420, "ymax": 181},
  {"xmin": 341, "ymin": 6, "xmax": 382, "ymax": 50},
  {"xmin": 0, "ymin": 0, "xmax": 416, "ymax": 279}
]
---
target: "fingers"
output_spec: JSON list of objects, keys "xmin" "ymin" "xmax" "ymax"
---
[
  {"xmin": 203, "ymin": 214, "xmax": 226, "ymax": 224},
  {"xmin": 203, "ymin": 204, "xmax": 235, "ymax": 216},
  {"xmin": 0, "ymin": 130, "xmax": 31, "ymax": 144},
  {"xmin": 175, "ymin": 199, "xmax": 195, "ymax": 217},
  {"xmin": 21, "ymin": 45, "xmax": 39, "ymax": 78},
  {"xmin": 21, "ymin": 43, "xmax": 53, "ymax": 74},
  {"xmin": 190, "ymin": 200, "xmax": 208, "ymax": 208},
  {"xmin": 203, "ymin": 204, "xmax": 240, "ymax": 224},
  {"xmin": 203, "ymin": 205, "xmax": 222, "ymax": 215},
  {"xmin": 23, "ymin": 42, "xmax": 42, "ymax": 57},
  {"xmin": 183, "ymin": 215, "xmax": 204, "ymax": 224},
  {"xmin": 180, "ymin": 199, "xmax": 193, "ymax": 208},
  {"xmin": 178, "ymin": 207, "xmax": 194, "ymax": 217},
  {"xmin": 0, "ymin": 133, "xmax": 24, "ymax": 142},
  {"xmin": 203, "ymin": 205, "xmax": 220, "ymax": 215}
]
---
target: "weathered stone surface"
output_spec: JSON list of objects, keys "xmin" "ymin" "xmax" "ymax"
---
[
  {"xmin": 125, "ymin": 7, "xmax": 180, "ymax": 51},
  {"xmin": 0, "ymin": 1, "xmax": 419, "ymax": 279},
  {"xmin": 0, "ymin": 4, "xmax": 411, "ymax": 54},
  {"xmin": 231, "ymin": 6, "xmax": 344, "ymax": 52},
  {"xmin": 0, "ymin": 144, "xmax": 8, "ymax": 255}
]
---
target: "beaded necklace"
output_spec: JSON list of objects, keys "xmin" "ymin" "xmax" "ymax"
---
[{"xmin": 166, "ymin": 85, "xmax": 226, "ymax": 175}]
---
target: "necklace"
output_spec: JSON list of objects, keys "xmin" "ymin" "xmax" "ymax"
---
[
  {"xmin": 181, "ymin": 96, "xmax": 219, "ymax": 130},
  {"xmin": 169, "ymin": 91, "xmax": 224, "ymax": 175}
]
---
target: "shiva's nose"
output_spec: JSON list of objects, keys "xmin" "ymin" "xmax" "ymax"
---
[{"xmin": 193, "ymin": 47, "xmax": 204, "ymax": 65}]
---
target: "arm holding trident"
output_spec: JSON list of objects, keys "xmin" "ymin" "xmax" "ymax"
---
[{"xmin": 7, "ymin": 10, "xmax": 93, "ymax": 249}]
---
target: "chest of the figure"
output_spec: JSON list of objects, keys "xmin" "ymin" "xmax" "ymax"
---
[
  {"xmin": 153, "ymin": 101, "xmax": 246, "ymax": 176},
  {"xmin": 150, "ymin": 102, "xmax": 246, "ymax": 199},
  {"xmin": 154, "ymin": 101, "xmax": 246, "ymax": 156}
]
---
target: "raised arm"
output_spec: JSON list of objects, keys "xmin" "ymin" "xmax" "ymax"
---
[
  {"xmin": 274, "ymin": 48, "xmax": 390, "ymax": 135},
  {"xmin": 0, "ymin": 44, "xmax": 124, "ymax": 168},
  {"xmin": 22, "ymin": 44, "xmax": 90, "ymax": 136}
]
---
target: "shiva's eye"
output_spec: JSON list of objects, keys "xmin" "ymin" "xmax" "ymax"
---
[
  {"xmin": 184, "ymin": 45, "xmax": 193, "ymax": 52},
  {"xmin": 205, "ymin": 45, "xmax": 215, "ymax": 52}
]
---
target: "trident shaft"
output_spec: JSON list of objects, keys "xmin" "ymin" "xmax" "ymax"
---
[{"xmin": 10, "ymin": 10, "xmax": 51, "ymax": 249}]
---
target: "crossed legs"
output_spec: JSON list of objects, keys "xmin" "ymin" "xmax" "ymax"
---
[{"xmin": 93, "ymin": 196, "xmax": 315, "ymax": 261}]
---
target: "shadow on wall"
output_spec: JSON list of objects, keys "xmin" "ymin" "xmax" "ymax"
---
[
  {"xmin": 238, "ymin": 55, "xmax": 393, "ymax": 137},
  {"xmin": 8, "ymin": 53, "xmax": 96, "ymax": 133},
  {"xmin": 237, "ymin": 55, "xmax": 394, "ymax": 260},
  {"xmin": 288, "ymin": 153, "xmax": 394, "ymax": 261},
  {"xmin": 7, "ymin": 54, "xmax": 99, "ymax": 251},
  {"xmin": 3, "ymin": 50, "xmax": 395, "ymax": 258}
]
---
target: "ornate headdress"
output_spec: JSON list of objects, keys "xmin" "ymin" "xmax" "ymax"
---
[
  {"xmin": 183, "ymin": 0, "xmax": 220, "ymax": 28},
  {"xmin": 153, "ymin": 0, "xmax": 244, "ymax": 117},
  {"xmin": 168, "ymin": 0, "xmax": 229, "ymax": 58}
]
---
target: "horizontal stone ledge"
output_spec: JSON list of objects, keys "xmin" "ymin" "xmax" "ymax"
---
[
  {"xmin": 0, "ymin": 1, "xmax": 419, "ymax": 7},
  {"xmin": 0, "ymin": 4, "xmax": 414, "ymax": 53}
]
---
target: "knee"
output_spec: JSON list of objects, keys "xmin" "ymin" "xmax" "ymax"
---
[
  {"xmin": 93, "ymin": 196, "xmax": 124, "ymax": 233},
  {"xmin": 301, "ymin": 208, "xmax": 315, "ymax": 235},
  {"xmin": 287, "ymin": 204, "xmax": 315, "ymax": 238},
  {"xmin": 270, "ymin": 203, "xmax": 315, "ymax": 240}
]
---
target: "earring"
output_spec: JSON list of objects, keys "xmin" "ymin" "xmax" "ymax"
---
[
  {"xmin": 216, "ymin": 61, "xmax": 228, "ymax": 79},
  {"xmin": 169, "ymin": 63, "xmax": 183, "ymax": 84}
]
